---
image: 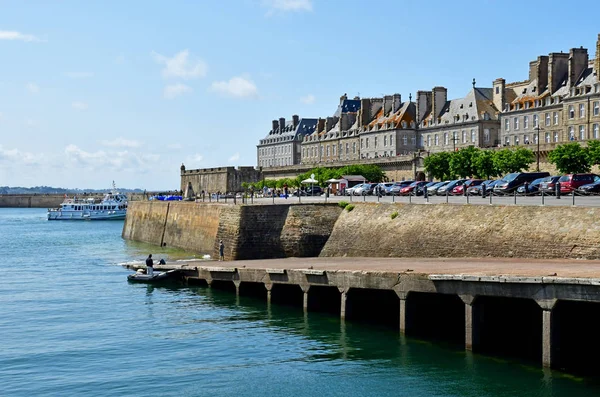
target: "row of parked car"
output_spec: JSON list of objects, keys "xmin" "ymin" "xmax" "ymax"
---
[{"xmin": 344, "ymin": 172, "xmax": 600, "ymax": 197}]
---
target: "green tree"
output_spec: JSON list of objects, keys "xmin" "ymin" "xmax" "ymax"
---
[
  {"xmin": 449, "ymin": 146, "xmax": 480, "ymax": 178},
  {"xmin": 548, "ymin": 142, "xmax": 591, "ymax": 174},
  {"xmin": 424, "ymin": 152, "xmax": 453, "ymax": 180},
  {"xmin": 493, "ymin": 148, "xmax": 535, "ymax": 174},
  {"xmin": 586, "ymin": 140, "xmax": 600, "ymax": 166},
  {"xmin": 473, "ymin": 150, "xmax": 499, "ymax": 179}
]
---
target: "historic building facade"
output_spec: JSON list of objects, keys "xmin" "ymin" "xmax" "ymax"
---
[
  {"xmin": 301, "ymin": 94, "xmax": 361, "ymax": 165},
  {"xmin": 417, "ymin": 85, "xmax": 501, "ymax": 153},
  {"xmin": 257, "ymin": 115, "xmax": 318, "ymax": 168},
  {"xmin": 358, "ymin": 94, "xmax": 417, "ymax": 159},
  {"xmin": 498, "ymin": 34, "xmax": 600, "ymax": 147},
  {"xmin": 255, "ymin": 33, "xmax": 600, "ymax": 170}
]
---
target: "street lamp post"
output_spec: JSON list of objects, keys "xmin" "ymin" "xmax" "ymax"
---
[{"xmin": 535, "ymin": 125, "xmax": 542, "ymax": 172}]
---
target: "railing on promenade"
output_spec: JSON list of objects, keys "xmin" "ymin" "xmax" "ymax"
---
[{"xmin": 179, "ymin": 186, "xmax": 600, "ymax": 208}]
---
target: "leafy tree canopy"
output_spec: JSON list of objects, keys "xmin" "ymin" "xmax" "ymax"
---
[{"xmin": 548, "ymin": 142, "xmax": 591, "ymax": 174}]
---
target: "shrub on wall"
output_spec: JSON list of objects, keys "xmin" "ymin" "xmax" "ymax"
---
[
  {"xmin": 338, "ymin": 201, "xmax": 349, "ymax": 209},
  {"xmin": 390, "ymin": 211, "xmax": 398, "ymax": 219},
  {"xmin": 345, "ymin": 204, "xmax": 355, "ymax": 212}
]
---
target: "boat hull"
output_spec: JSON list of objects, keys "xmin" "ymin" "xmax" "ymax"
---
[
  {"xmin": 47, "ymin": 211, "xmax": 126, "ymax": 220},
  {"xmin": 127, "ymin": 270, "xmax": 181, "ymax": 284}
]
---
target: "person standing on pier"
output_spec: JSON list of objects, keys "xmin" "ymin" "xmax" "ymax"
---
[
  {"xmin": 146, "ymin": 254, "xmax": 154, "ymax": 276},
  {"xmin": 219, "ymin": 240, "xmax": 225, "ymax": 261}
]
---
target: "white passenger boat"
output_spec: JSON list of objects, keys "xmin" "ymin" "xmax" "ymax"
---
[{"xmin": 47, "ymin": 187, "xmax": 128, "ymax": 221}]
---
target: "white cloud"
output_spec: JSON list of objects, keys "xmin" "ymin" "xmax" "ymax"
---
[
  {"xmin": 0, "ymin": 145, "xmax": 39, "ymax": 165},
  {"xmin": 210, "ymin": 76, "xmax": 258, "ymax": 99},
  {"xmin": 185, "ymin": 153, "xmax": 204, "ymax": 166},
  {"xmin": 0, "ymin": 30, "xmax": 42, "ymax": 42},
  {"xmin": 228, "ymin": 153, "xmax": 240, "ymax": 162},
  {"xmin": 64, "ymin": 144, "xmax": 159, "ymax": 173},
  {"xmin": 100, "ymin": 137, "xmax": 142, "ymax": 148},
  {"xmin": 164, "ymin": 83, "xmax": 192, "ymax": 99},
  {"xmin": 152, "ymin": 49, "xmax": 208, "ymax": 79},
  {"xmin": 72, "ymin": 101, "xmax": 88, "ymax": 110},
  {"xmin": 263, "ymin": 0, "xmax": 312, "ymax": 15},
  {"xmin": 300, "ymin": 94, "xmax": 315, "ymax": 104},
  {"xmin": 167, "ymin": 143, "xmax": 183, "ymax": 150},
  {"xmin": 26, "ymin": 82, "xmax": 39, "ymax": 94},
  {"xmin": 65, "ymin": 72, "xmax": 93, "ymax": 79}
]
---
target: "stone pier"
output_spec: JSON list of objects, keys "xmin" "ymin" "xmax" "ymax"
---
[{"xmin": 135, "ymin": 256, "xmax": 600, "ymax": 373}]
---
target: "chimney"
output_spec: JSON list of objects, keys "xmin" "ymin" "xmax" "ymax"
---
[
  {"xmin": 416, "ymin": 90, "xmax": 432, "ymax": 124},
  {"xmin": 569, "ymin": 47, "xmax": 589, "ymax": 87},
  {"xmin": 279, "ymin": 117, "xmax": 286, "ymax": 133},
  {"xmin": 548, "ymin": 52, "xmax": 569, "ymax": 93},
  {"xmin": 359, "ymin": 98, "xmax": 371, "ymax": 128},
  {"xmin": 493, "ymin": 78, "xmax": 506, "ymax": 111},
  {"xmin": 529, "ymin": 56, "xmax": 549, "ymax": 92},
  {"xmin": 292, "ymin": 114, "xmax": 299, "ymax": 128},
  {"xmin": 431, "ymin": 86, "xmax": 447, "ymax": 119},
  {"xmin": 272, "ymin": 120, "xmax": 278, "ymax": 133},
  {"xmin": 339, "ymin": 93, "xmax": 348, "ymax": 104},
  {"xmin": 325, "ymin": 116, "xmax": 335, "ymax": 132},
  {"xmin": 317, "ymin": 118, "xmax": 325, "ymax": 133},
  {"xmin": 383, "ymin": 95, "xmax": 393, "ymax": 115},
  {"xmin": 595, "ymin": 33, "xmax": 600, "ymax": 77},
  {"xmin": 392, "ymin": 93, "xmax": 402, "ymax": 112}
]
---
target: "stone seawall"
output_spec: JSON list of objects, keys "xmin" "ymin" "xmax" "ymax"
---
[
  {"xmin": 320, "ymin": 203, "xmax": 600, "ymax": 260},
  {"xmin": 122, "ymin": 202, "xmax": 342, "ymax": 259},
  {"xmin": 0, "ymin": 195, "xmax": 64, "ymax": 208}
]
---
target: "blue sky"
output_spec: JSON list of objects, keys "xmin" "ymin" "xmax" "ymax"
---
[{"xmin": 1, "ymin": 0, "xmax": 599, "ymax": 190}]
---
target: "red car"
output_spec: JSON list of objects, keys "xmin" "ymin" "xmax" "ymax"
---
[
  {"xmin": 452, "ymin": 179, "xmax": 483, "ymax": 195},
  {"xmin": 399, "ymin": 181, "xmax": 428, "ymax": 195},
  {"xmin": 558, "ymin": 174, "xmax": 599, "ymax": 193}
]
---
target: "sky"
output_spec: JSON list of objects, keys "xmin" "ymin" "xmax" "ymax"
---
[{"xmin": 1, "ymin": 0, "xmax": 599, "ymax": 190}]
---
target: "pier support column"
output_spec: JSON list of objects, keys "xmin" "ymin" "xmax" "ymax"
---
[
  {"xmin": 395, "ymin": 291, "xmax": 408, "ymax": 334},
  {"xmin": 265, "ymin": 284, "xmax": 272, "ymax": 305},
  {"xmin": 301, "ymin": 286, "xmax": 310, "ymax": 313},
  {"xmin": 537, "ymin": 299, "xmax": 557, "ymax": 368},
  {"xmin": 460, "ymin": 295, "xmax": 476, "ymax": 351},
  {"xmin": 339, "ymin": 288, "xmax": 348, "ymax": 320}
]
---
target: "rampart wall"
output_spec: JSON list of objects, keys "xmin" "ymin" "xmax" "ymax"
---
[
  {"xmin": 0, "ymin": 195, "xmax": 64, "ymax": 208},
  {"xmin": 320, "ymin": 203, "xmax": 600, "ymax": 260},
  {"xmin": 122, "ymin": 202, "xmax": 342, "ymax": 259},
  {"xmin": 124, "ymin": 201, "xmax": 600, "ymax": 261}
]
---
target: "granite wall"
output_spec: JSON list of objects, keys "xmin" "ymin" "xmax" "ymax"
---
[
  {"xmin": 122, "ymin": 202, "xmax": 342, "ymax": 260},
  {"xmin": 320, "ymin": 203, "xmax": 600, "ymax": 260}
]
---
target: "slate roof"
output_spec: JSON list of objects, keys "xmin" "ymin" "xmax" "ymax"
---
[
  {"xmin": 260, "ymin": 118, "xmax": 318, "ymax": 143},
  {"xmin": 366, "ymin": 101, "xmax": 415, "ymax": 130},
  {"xmin": 333, "ymin": 99, "xmax": 361, "ymax": 117},
  {"xmin": 422, "ymin": 87, "xmax": 498, "ymax": 127}
]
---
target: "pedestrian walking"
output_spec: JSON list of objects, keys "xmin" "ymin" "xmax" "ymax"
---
[{"xmin": 219, "ymin": 240, "xmax": 225, "ymax": 261}]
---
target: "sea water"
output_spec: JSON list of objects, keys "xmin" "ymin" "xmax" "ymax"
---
[{"xmin": 1, "ymin": 208, "xmax": 599, "ymax": 396}]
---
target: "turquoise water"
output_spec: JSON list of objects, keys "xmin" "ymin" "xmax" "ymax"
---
[{"xmin": 1, "ymin": 208, "xmax": 599, "ymax": 396}]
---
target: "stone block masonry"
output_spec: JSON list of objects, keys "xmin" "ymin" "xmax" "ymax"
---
[
  {"xmin": 320, "ymin": 203, "xmax": 600, "ymax": 260},
  {"xmin": 123, "ymin": 202, "xmax": 342, "ymax": 259}
]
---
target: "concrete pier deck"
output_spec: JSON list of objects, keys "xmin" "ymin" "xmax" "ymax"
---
[
  {"xmin": 145, "ymin": 256, "xmax": 600, "ymax": 279},
  {"xmin": 127, "ymin": 257, "xmax": 600, "ymax": 372}
]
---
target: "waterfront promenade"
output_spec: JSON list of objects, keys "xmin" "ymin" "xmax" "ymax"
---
[{"xmin": 206, "ymin": 193, "xmax": 600, "ymax": 207}]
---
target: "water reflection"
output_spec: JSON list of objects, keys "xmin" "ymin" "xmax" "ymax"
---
[{"xmin": 149, "ymin": 284, "xmax": 600, "ymax": 397}]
